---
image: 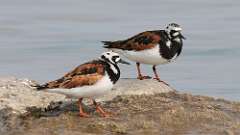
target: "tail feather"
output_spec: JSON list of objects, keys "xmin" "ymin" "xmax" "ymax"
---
[
  {"xmin": 102, "ymin": 41, "xmax": 123, "ymax": 49},
  {"xmin": 102, "ymin": 41, "xmax": 114, "ymax": 48},
  {"xmin": 34, "ymin": 77, "xmax": 64, "ymax": 91},
  {"xmin": 34, "ymin": 84, "xmax": 48, "ymax": 91}
]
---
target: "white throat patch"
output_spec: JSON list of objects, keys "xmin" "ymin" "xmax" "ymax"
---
[
  {"xmin": 173, "ymin": 38, "xmax": 181, "ymax": 43},
  {"xmin": 109, "ymin": 63, "xmax": 118, "ymax": 74},
  {"xmin": 166, "ymin": 40, "xmax": 171, "ymax": 48},
  {"xmin": 173, "ymin": 32, "xmax": 180, "ymax": 36}
]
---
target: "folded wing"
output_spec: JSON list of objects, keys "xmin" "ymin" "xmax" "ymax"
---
[
  {"xmin": 103, "ymin": 31, "xmax": 161, "ymax": 51},
  {"xmin": 37, "ymin": 60, "xmax": 105, "ymax": 90}
]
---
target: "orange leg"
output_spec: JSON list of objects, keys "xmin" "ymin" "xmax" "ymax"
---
[
  {"xmin": 136, "ymin": 62, "xmax": 151, "ymax": 80},
  {"xmin": 78, "ymin": 98, "xmax": 90, "ymax": 117},
  {"xmin": 92, "ymin": 99, "xmax": 111, "ymax": 117},
  {"xmin": 152, "ymin": 65, "xmax": 169, "ymax": 86}
]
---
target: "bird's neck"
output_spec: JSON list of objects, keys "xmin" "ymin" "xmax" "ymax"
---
[
  {"xmin": 104, "ymin": 61, "xmax": 120, "ymax": 84},
  {"xmin": 158, "ymin": 31, "xmax": 183, "ymax": 60}
]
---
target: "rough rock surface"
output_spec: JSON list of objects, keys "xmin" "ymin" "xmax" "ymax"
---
[
  {"xmin": 1, "ymin": 77, "xmax": 240, "ymax": 135},
  {"xmin": 100, "ymin": 79, "xmax": 175, "ymax": 101},
  {"xmin": 0, "ymin": 77, "xmax": 66, "ymax": 114},
  {"xmin": 0, "ymin": 77, "xmax": 173, "ymax": 115},
  {"xmin": 0, "ymin": 77, "xmax": 174, "ymax": 135},
  {"xmin": 20, "ymin": 92, "xmax": 240, "ymax": 135}
]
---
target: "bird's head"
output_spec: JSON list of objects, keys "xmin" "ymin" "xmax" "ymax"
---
[
  {"xmin": 100, "ymin": 51, "xmax": 130, "ymax": 65},
  {"xmin": 165, "ymin": 23, "xmax": 186, "ymax": 40}
]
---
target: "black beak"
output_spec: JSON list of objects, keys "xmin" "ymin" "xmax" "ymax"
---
[
  {"xmin": 180, "ymin": 33, "xmax": 186, "ymax": 40},
  {"xmin": 118, "ymin": 59, "xmax": 130, "ymax": 65}
]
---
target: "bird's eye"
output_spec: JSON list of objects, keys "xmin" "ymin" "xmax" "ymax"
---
[{"xmin": 106, "ymin": 53, "xmax": 110, "ymax": 55}]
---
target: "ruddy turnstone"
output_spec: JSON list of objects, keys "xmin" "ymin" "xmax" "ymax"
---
[
  {"xmin": 102, "ymin": 23, "xmax": 185, "ymax": 85},
  {"xmin": 36, "ymin": 51, "xmax": 129, "ymax": 117}
]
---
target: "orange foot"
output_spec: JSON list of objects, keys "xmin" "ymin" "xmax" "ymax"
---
[
  {"xmin": 79, "ymin": 112, "xmax": 90, "ymax": 118},
  {"xmin": 137, "ymin": 75, "xmax": 152, "ymax": 80},
  {"xmin": 96, "ymin": 106, "xmax": 113, "ymax": 117},
  {"xmin": 153, "ymin": 78, "xmax": 169, "ymax": 86}
]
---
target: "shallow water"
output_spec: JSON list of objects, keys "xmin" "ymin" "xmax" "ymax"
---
[{"xmin": 0, "ymin": 0, "xmax": 239, "ymax": 101}]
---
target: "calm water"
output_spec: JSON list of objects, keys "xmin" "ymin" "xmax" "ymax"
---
[{"xmin": 0, "ymin": 0, "xmax": 239, "ymax": 101}]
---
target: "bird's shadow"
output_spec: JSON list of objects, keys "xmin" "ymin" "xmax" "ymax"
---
[{"xmin": 25, "ymin": 100, "xmax": 94, "ymax": 118}]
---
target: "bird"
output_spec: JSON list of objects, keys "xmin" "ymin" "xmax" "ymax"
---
[
  {"xmin": 102, "ymin": 23, "xmax": 186, "ymax": 85},
  {"xmin": 36, "ymin": 51, "xmax": 130, "ymax": 117}
]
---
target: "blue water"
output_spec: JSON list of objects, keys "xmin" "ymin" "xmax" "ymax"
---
[{"xmin": 0, "ymin": 0, "xmax": 239, "ymax": 101}]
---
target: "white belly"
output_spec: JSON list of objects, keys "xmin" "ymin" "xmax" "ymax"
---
[
  {"xmin": 112, "ymin": 45, "xmax": 169, "ymax": 65},
  {"xmin": 46, "ymin": 75, "xmax": 114, "ymax": 98}
]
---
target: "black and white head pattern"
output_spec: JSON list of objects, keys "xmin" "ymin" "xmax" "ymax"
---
[
  {"xmin": 100, "ymin": 51, "xmax": 121, "ymax": 65},
  {"xmin": 100, "ymin": 51, "xmax": 122, "ymax": 84},
  {"xmin": 165, "ymin": 23, "xmax": 182, "ymax": 32},
  {"xmin": 165, "ymin": 23, "xmax": 185, "ymax": 41}
]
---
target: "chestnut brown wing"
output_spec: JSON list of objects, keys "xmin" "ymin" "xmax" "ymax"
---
[
  {"xmin": 39, "ymin": 60, "xmax": 105, "ymax": 89},
  {"xmin": 103, "ymin": 31, "xmax": 161, "ymax": 51}
]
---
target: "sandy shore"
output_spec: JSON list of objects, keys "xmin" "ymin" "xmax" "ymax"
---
[{"xmin": 0, "ymin": 77, "xmax": 240, "ymax": 135}]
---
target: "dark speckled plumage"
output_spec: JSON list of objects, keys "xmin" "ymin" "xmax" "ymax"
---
[
  {"xmin": 103, "ymin": 30, "xmax": 184, "ymax": 61},
  {"xmin": 37, "ymin": 60, "xmax": 120, "ymax": 90}
]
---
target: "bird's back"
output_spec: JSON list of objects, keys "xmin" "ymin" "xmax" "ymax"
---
[{"xmin": 36, "ymin": 60, "xmax": 106, "ymax": 90}]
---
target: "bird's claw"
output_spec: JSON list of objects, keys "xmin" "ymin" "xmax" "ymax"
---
[
  {"xmin": 96, "ymin": 110, "xmax": 113, "ymax": 117},
  {"xmin": 95, "ymin": 105, "xmax": 113, "ymax": 117},
  {"xmin": 137, "ymin": 75, "xmax": 152, "ymax": 80},
  {"xmin": 153, "ymin": 78, "xmax": 169, "ymax": 86},
  {"xmin": 79, "ymin": 112, "xmax": 90, "ymax": 118}
]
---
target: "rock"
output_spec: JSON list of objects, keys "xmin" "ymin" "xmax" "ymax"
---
[
  {"xmin": 0, "ymin": 77, "xmax": 173, "ymax": 115},
  {"xmin": 0, "ymin": 77, "xmax": 240, "ymax": 135},
  {"xmin": 0, "ymin": 77, "xmax": 174, "ymax": 134},
  {"xmin": 224, "ymin": 130, "xmax": 234, "ymax": 135},
  {"xmin": 0, "ymin": 77, "xmax": 66, "ymax": 114},
  {"xmin": 20, "ymin": 92, "xmax": 240, "ymax": 135},
  {"xmin": 100, "ymin": 78, "xmax": 174, "ymax": 101}
]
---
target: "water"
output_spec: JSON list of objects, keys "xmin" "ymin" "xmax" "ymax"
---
[{"xmin": 0, "ymin": 0, "xmax": 239, "ymax": 101}]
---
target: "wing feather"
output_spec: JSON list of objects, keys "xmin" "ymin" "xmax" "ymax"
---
[
  {"xmin": 37, "ymin": 60, "xmax": 105, "ymax": 90},
  {"xmin": 103, "ymin": 31, "xmax": 161, "ymax": 51}
]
